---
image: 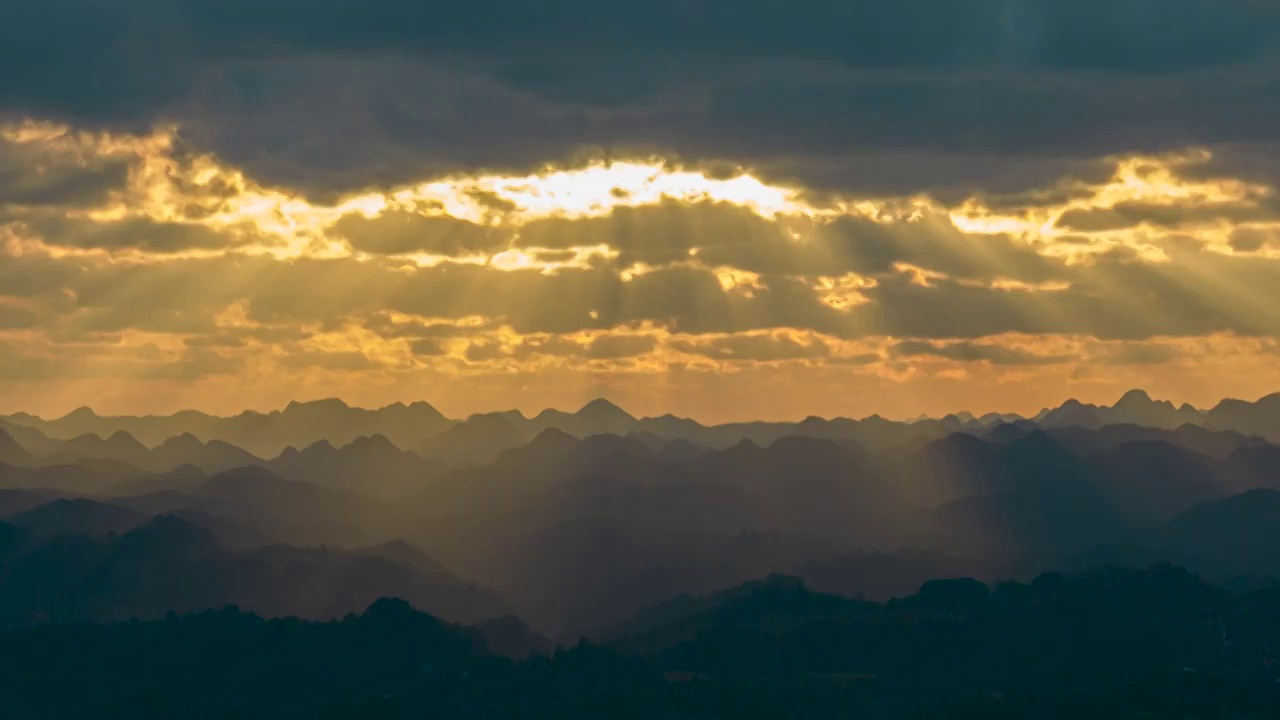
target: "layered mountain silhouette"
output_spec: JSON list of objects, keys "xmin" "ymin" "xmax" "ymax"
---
[
  {"xmin": 0, "ymin": 389, "xmax": 1279, "ymax": 640},
  {"xmin": 8, "ymin": 390, "xmax": 1280, "ymax": 472},
  {"xmin": 0, "ymin": 510, "xmax": 509, "ymax": 625}
]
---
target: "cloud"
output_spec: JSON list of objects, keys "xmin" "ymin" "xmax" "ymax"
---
[
  {"xmin": 0, "ymin": 138, "xmax": 130, "ymax": 209},
  {"xmin": 2, "ymin": 1, "xmax": 1279, "ymax": 200},
  {"xmin": 0, "ymin": 336, "xmax": 242, "ymax": 382},
  {"xmin": 671, "ymin": 333, "xmax": 832, "ymax": 362},
  {"xmin": 5, "ymin": 73, "xmax": 1280, "ymax": 420},
  {"xmin": 891, "ymin": 339, "xmax": 1071, "ymax": 366},
  {"xmin": 276, "ymin": 350, "xmax": 385, "ymax": 371},
  {"xmin": 1055, "ymin": 201, "xmax": 1277, "ymax": 233},
  {"xmin": 583, "ymin": 333, "xmax": 659, "ymax": 360},
  {"xmin": 408, "ymin": 338, "xmax": 448, "ymax": 357},
  {"xmin": 15, "ymin": 215, "xmax": 255, "ymax": 253},
  {"xmin": 0, "ymin": 252, "xmax": 89, "ymax": 299},
  {"xmin": 1088, "ymin": 341, "xmax": 1183, "ymax": 366},
  {"xmin": 0, "ymin": 305, "xmax": 37, "ymax": 329},
  {"xmin": 1228, "ymin": 227, "xmax": 1279, "ymax": 253},
  {"xmin": 330, "ymin": 211, "xmax": 512, "ymax": 255},
  {"xmin": 462, "ymin": 332, "xmax": 658, "ymax": 363},
  {"xmin": 158, "ymin": 61, "xmax": 1280, "ymax": 199}
]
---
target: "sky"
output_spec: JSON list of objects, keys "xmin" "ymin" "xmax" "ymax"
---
[{"xmin": 2, "ymin": 0, "xmax": 1280, "ymax": 422}]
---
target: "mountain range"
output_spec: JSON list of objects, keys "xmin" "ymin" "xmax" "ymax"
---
[
  {"xmin": 0, "ymin": 389, "xmax": 1279, "ymax": 637},
  {"xmin": 6, "ymin": 389, "xmax": 1280, "ymax": 461}
]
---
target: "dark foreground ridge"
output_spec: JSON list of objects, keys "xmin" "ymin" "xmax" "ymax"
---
[{"xmin": 1, "ymin": 568, "xmax": 1278, "ymax": 719}]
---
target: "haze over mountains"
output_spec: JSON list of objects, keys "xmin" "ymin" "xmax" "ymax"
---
[{"xmin": 0, "ymin": 388, "xmax": 1277, "ymax": 638}]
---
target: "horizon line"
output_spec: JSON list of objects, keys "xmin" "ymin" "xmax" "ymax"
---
[{"xmin": 4, "ymin": 387, "xmax": 1277, "ymax": 426}]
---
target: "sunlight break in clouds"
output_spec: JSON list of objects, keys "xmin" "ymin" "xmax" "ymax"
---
[
  {"xmin": 3, "ymin": 117, "xmax": 1280, "ymax": 420},
  {"xmin": 2, "ymin": 120, "xmax": 825, "ymax": 264}
]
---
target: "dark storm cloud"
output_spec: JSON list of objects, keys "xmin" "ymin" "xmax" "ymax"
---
[
  {"xmin": 169, "ymin": 64, "xmax": 1280, "ymax": 197},
  {"xmin": 5, "ymin": 1, "xmax": 1273, "ymax": 108},
  {"xmin": 4, "ymin": 1, "xmax": 1280, "ymax": 197}
]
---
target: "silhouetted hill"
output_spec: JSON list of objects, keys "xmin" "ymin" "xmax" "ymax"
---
[
  {"xmin": 1207, "ymin": 392, "xmax": 1280, "ymax": 442},
  {"xmin": 2, "ymin": 565, "xmax": 1277, "ymax": 717},
  {"xmin": 353, "ymin": 539, "xmax": 458, "ymax": 581},
  {"xmin": 0, "ymin": 514, "xmax": 510, "ymax": 626},
  {"xmin": 1041, "ymin": 423, "xmax": 1267, "ymax": 460},
  {"xmin": 1039, "ymin": 398, "xmax": 1101, "ymax": 428},
  {"xmin": 148, "ymin": 433, "xmax": 262, "ymax": 474},
  {"xmin": 4, "ymin": 392, "xmax": 1280, "ymax": 647},
  {"xmin": 0, "ymin": 429, "xmax": 38, "ymax": 467},
  {"xmin": 531, "ymin": 398, "xmax": 638, "ymax": 437},
  {"xmin": 0, "ymin": 400, "xmax": 454, "ymax": 458},
  {"xmin": 12, "ymin": 499, "xmax": 149, "ymax": 544},
  {"xmin": 120, "ymin": 466, "xmax": 391, "ymax": 547},
  {"xmin": 0, "ymin": 421, "xmax": 60, "ymax": 456},
  {"xmin": 927, "ymin": 432, "xmax": 1128, "ymax": 559},
  {"xmin": 0, "ymin": 489, "xmax": 68, "ymax": 519},
  {"xmin": 0, "ymin": 459, "xmax": 148, "ymax": 495},
  {"xmin": 416, "ymin": 412, "xmax": 533, "ymax": 465},
  {"xmin": 7, "ymin": 390, "xmax": 1280, "ymax": 466},
  {"xmin": 269, "ymin": 434, "xmax": 445, "ymax": 497},
  {"xmin": 1153, "ymin": 490, "xmax": 1280, "ymax": 577},
  {"xmin": 471, "ymin": 615, "xmax": 557, "ymax": 659},
  {"xmin": 1088, "ymin": 441, "xmax": 1224, "ymax": 523},
  {"xmin": 1223, "ymin": 444, "xmax": 1280, "ymax": 493},
  {"xmin": 53, "ymin": 431, "xmax": 152, "ymax": 468},
  {"xmin": 895, "ymin": 431, "xmax": 1013, "ymax": 503}
]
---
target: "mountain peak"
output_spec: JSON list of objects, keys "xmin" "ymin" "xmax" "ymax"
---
[
  {"xmin": 1115, "ymin": 389, "xmax": 1153, "ymax": 407},
  {"xmin": 120, "ymin": 514, "xmax": 217, "ymax": 549},
  {"xmin": 61, "ymin": 406, "xmax": 98, "ymax": 420},
  {"xmin": 527, "ymin": 427, "xmax": 579, "ymax": 450},
  {"xmin": 574, "ymin": 399, "xmax": 637, "ymax": 429},
  {"xmin": 301, "ymin": 439, "xmax": 337, "ymax": 454},
  {"xmin": 107, "ymin": 430, "xmax": 145, "ymax": 446},
  {"xmin": 1007, "ymin": 428, "xmax": 1068, "ymax": 455},
  {"xmin": 345, "ymin": 434, "xmax": 400, "ymax": 453},
  {"xmin": 578, "ymin": 397, "xmax": 630, "ymax": 415},
  {"xmin": 283, "ymin": 398, "xmax": 350, "ymax": 413},
  {"xmin": 167, "ymin": 432, "xmax": 202, "ymax": 444}
]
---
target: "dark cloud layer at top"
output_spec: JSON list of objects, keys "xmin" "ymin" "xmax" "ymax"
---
[{"xmin": 5, "ymin": 1, "xmax": 1280, "ymax": 197}]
